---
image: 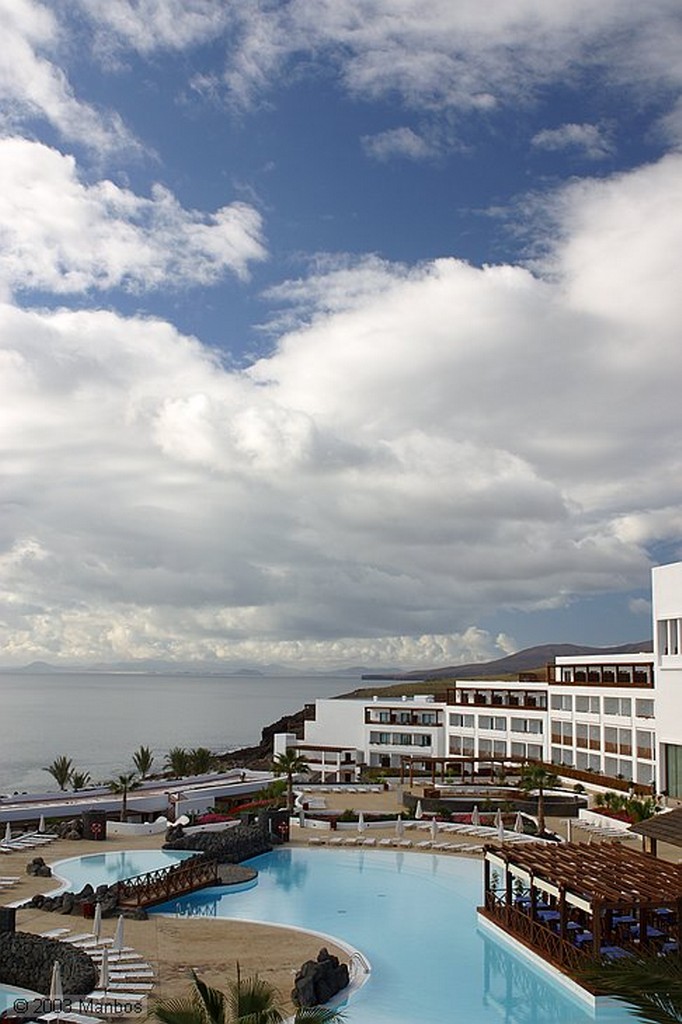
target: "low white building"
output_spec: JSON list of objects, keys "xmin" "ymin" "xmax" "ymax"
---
[{"xmin": 652, "ymin": 561, "xmax": 682, "ymax": 798}]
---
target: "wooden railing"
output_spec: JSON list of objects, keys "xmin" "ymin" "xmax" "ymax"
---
[
  {"xmin": 117, "ymin": 856, "xmax": 219, "ymax": 908},
  {"xmin": 481, "ymin": 893, "xmax": 591, "ymax": 978}
]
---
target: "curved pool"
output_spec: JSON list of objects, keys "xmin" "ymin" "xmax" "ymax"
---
[
  {"xmin": 49, "ymin": 848, "xmax": 195, "ymax": 893},
  {"xmin": 149, "ymin": 848, "xmax": 635, "ymax": 1024}
]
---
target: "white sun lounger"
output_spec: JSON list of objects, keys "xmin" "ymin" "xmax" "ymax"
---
[
  {"xmin": 361, "ymin": 838, "xmax": 376, "ymax": 846},
  {"xmin": 37, "ymin": 1012, "xmax": 105, "ymax": 1024}
]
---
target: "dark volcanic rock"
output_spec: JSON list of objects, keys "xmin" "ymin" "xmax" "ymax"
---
[
  {"xmin": 163, "ymin": 824, "xmax": 271, "ymax": 863},
  {"xmin": 292, "ymin": 947, "xmax": 349, "ymax": 1008},
  {"xmin": 0, "ymin": 932, "xmax": 97, "ymax": 994}
]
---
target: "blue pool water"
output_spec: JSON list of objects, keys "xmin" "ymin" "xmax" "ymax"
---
[
  {"xmin": 50, "ymin": 849, "xmax": 195, "ymax": 892},
  {"xmin": 147, "ymin": 848, "xmax": 636, "ymax": 1024}
]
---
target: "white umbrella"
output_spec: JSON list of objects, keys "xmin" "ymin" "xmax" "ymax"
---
[
  {"xmin": 38, "ymin": 815, "xmax": 46, "ymax": 834},
  {"xmin": 112, "ymin": 914, "xmax": 125, "ymax": 952},
  {"xmin": 415, "ymin": 800, "xmax": 423, "ymax": 820},
  {"xmin": 357, "ymin": 810, "xmax": 366, "ymax": 833},
  {"xmin": 494, "ymin": 808, "xmax": 502, "ymax": 828},
  {"xmin": 98, "ymin": 946, "xmax": 109, "ymax": 991},
  {"xmin": 471, "ymin": 806, "xmax": 480, "ymax": 826},
  {"xmin": 3, "ymin": 822, "xmax": 11, "ymax": 843},
  {"xmin": 395, "ymin": 815, "xmax": 404, "ymax": 838},
  {"xmin": 49, "ymin": 961, "xmax": 63, "ymax": 1003},
  {"xmin": 430, "ymin": 817, "xmax": 439, "ymax": 841},
  {"xmin": 497, "ymin": 816, "xmax": 506, "ymax": 841},
  {"xmin": 298, "ymin": 807, "xmax": 305, "ymax": 828},
  {"xmin": 92, "ymin": 901, "xmax": 102, "ymax": 941},
  {"xmin": 514, "ymin": 812, "xmax": 525, "ymax": 834}
]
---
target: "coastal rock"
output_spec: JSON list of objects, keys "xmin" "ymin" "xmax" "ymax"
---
[
  {"xmin": 0, "ymin": 932, "xmax": 97, "ymax": 995},
  {"xmin": 291, "ymin": 948, "xmax": 349, "ymax": 1008}
]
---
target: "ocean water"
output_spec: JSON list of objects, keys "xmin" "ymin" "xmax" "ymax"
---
[{"xmin": 0, "ymin": 671, "xmax": 367, "ymax": 795}]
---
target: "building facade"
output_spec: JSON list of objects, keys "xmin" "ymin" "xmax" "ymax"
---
[{"xmin": 277, "ymin": 562, "xmax": 682, "ymax": 795}]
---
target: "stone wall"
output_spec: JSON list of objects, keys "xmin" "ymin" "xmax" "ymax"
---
[{"xmin": 0, "ymin": 933, "xmax": 97, "ymax": 995}]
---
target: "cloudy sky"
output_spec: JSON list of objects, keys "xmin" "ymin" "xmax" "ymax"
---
[{"xmin": 1, "ymin": 0, "xmax": 681, "ymax": 671}]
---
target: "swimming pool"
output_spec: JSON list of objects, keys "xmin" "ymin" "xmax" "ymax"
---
[
  {"xmin": 148, "ymin": 848, "xmax": 637, "ymax": 1024},
  {"xmin": 49, "ymin": 848, "xmax": 195, "ymax": 893}
]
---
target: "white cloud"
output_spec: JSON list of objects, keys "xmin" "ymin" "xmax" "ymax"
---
[
  {"xmin": 0, "ymin": 0, "xmax": 137, "ymax": 153},
  {"xmin": 0, "ymin": 138, "xmax": 266, "ymax": 295},
  {"xmin": 531, "ymin": 123, "xmax": 614, "ymax": 160},
  {"xmin": 362, "ymin": 127, "xmax": 437, "ymax": 162},
  {"xmin": 2, "ymin": 151, "xmax": 681, "ymax": 666},
  {"xmin": 71, "ymin": 0, "xmax": 230, "ymax": 56},
  {"xmin": 171, "ymin": 1, "xmax": 682, "ymax": 122}
]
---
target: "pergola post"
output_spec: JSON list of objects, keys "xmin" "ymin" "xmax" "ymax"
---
[{"xmin": 593, "ymin": 898, "xmax": 602, "ymax": 953}]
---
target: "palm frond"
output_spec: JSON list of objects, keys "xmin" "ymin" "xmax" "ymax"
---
[
  {"xmin": 151, "ymin": 997, "xmax": 205, "ymax": 1024},
  {"xmin": 294, "ymin": 1005, "xmax": 347, "ymax": 1023},
  {"xmin": 191, "ymin": 971, "xmax": 226, "ymax": 1024},
  {"xmin": 580, "ymin": 955, "xmax": 682, "ymax": 1024}
]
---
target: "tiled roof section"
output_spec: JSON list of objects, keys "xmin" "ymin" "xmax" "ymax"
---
[{"xmin": 630, "ymin": 807, "xmax": 682, "ymax": 847}]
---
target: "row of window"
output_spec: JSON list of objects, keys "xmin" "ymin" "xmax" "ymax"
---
[
  {"xmin": 449, "ymin": 713, "xmax": 543, "ymax": 733},
  {"xmin": 370, "ymin": 711, "xmax": 439, "ymax": 725},
  {"xmin": 558, "ymin": 664, "xmax": 652, "ymax": 684},
  {"xmin": 550, "ymin": 722, "xmax": 654, "ymax": 759},
  {"xmin": 449, "ymin": 735, "xmax": 543, "ymax": 761},
  {"xmin": 550, "ymin": 695, "xmax": 654, "ymax": 717},
  {"xmin": 369, "ymin": 732, "xmax": 432, "ymax": 747},
  {"xmin": 550, "ymin": 749, "xmax": 654, "ymax": 786}
]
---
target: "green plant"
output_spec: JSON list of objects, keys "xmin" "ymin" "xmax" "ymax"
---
[
  {"xmin": 71, "ymin": 771, "xmax": 91, "ymax": 791},
  {"xmin": 108, "ymin": 771, "xmax": 142, "ymax": 821},
  {"xmin": 272, "ymin": 750, "xmax": 309, "ymax": 813},
  {"xmin": 43, "ymin": 756, "xmax": 74, "ymax": 791},
  {"xmin": 132, "ymin": 745, "xmax": 154, "ymax": 779},
  {"xmin": 151, "ymin": 967, "xmax": 345, "ymax": 1024}
]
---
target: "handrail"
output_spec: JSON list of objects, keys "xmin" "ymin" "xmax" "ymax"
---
[
  {"xmin": 116, "ymin": 855, "xmax": 219, "ymax": 908},
  {"xmin": 349, "ymin": 950, "xmax": 371, "ymax": 980}
]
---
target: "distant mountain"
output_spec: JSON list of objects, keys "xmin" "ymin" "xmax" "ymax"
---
[{"xmin": 361, "ymin": 640, "xmax": 653, "ymax": 681}]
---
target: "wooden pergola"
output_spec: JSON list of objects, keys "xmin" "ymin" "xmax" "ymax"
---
[
  {"xmin": 399, "ymin": 754, "xmax": 520, "ymax": 787},
  {"xmin": 630, "ymin": 806, "xmax": 682, "ymax": 856},
  {"xmin": 481, "ymin": 842, "xmax": 682, "ymax": 984}
]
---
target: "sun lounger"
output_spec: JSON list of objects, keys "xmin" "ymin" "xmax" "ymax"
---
[
  {"xmin": 378, "ymin": 838, "xmax": 393, "ymax": 847},
  {"xmin": 416, "ymin": 841, "xmax": 433, "ymax": 849},
  {"xmin": 40, "ymin": 927, "xmax": 71, "ymax": 938},
  {"xmin": 104, "ymin": 983, "xmax": 153, "ymax": 992},
  {"xmin": 342, "ymin": 837, "xmax": 359, "ymax": 846},
  {"xmin": 397, "ymin": 839, "xmax": 413, "ymax": 848},
  {"xmin": 37, "ymin": 1012, "xmax": 105, "ymax": 1024},
  {"xmin": 108, "ymin": 969, "xmax": 154, "ymax": 979},
  {"xmin": 361, "ymin": 838, "xmax": 376, "ymax": 847}
]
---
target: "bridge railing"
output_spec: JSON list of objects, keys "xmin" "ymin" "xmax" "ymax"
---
[{"xmin": 116, "ymin": 855, "xmax": 219, "ymax": 907}]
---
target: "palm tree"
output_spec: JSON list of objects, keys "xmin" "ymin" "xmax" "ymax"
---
[
  {"xmin": 272, "ymin": 750, "xmax": 309, "ymax": 814},
  {"xmin": 188, "ymin": 747, "xmax": 215, "ymax": 775},
  {"xmin": 518, "ymin": 763, "xmax": 558, "ymax": 836},
  {"xmin": 579, "ymin": 951, "xmax": 682, "ymax": 1024},
  {"xmin": 132, "ymin": 745, "xmax": 154, "ymax": 779},
  {"xmin": 43, "ymin": 756, "xmax": 74, "ymax": 791},
  {"xmin": 151, "ymin": 968, "xmax": 344, "ymax": 1024},
  {"xmin": 109, "ymin": 771, "xmax": 142, "ymax": 821},
  {"xmin": 71, "ymin": 771, "xmax": 92, "ymax": 791},
  {"xmin": 166, "ymin": 747, "xmax": 191, "ymax": 778}
]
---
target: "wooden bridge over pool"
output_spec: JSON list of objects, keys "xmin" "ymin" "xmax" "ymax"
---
[{"xmin": 116, "ymin": 856, "xmax": 220, "ymax": 909}]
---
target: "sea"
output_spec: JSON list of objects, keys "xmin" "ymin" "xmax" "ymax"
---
[{"xmin": 0, "ymin": 671, "xmax": 375, "ymax": 797}]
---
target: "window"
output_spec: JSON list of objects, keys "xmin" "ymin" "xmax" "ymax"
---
[
  {"xmin": 575, "ymin": 695, "xmax": 600, "ymax": 714},
  {"xmin": 527, "ymin": 743, "xmax": 543, "ymax": 760},
  {"xmin": 576, "ymin": 723, "xmax": 588, "ymax": 749},
  {"xmin": 378, "ymin": 711, "xmax": 390, "ymax": 723},
  {"xmin": 450, "ymin": 713, "xmax": 474, "ymax": 728},
  {"xmin": 512, "ymin": 742, "xmax": 526, "ymax": 758},
  {"xmin": 494, "ymin": 716, "xmax": 506, "ymax": 732},
  {"xmin": 561, "ymin": 668, "xmax": 573, "ymax": 682},
  {"xmin": 589, "ymin": 725, "xmax": 601, "ymax": 750},
  {"xmin": 399, "ymin": 712, "xmax": 412, "ymax": 724},
  {"xmin": 618, "ymin": 759, "xmax": 633, "ymax": 779},
  {"xmin": 493, "ymin": 740, "xmax": 507, "ymax": 757},
  {"xmin": 636, "ymin": 730, "xmax": 653, "ymax": 760},
  {"xmin": 421, "ymin": 713, "xmax": 437, "ymax": 725},
  {"xmin": 636, "ymin": 699, "xmax": 655, "ymax": 719},
  {"xmin": 604, "ymin": 727, "xmax": 618, "ymax": 754},
  {"xmin": 478, "ymin": 738, "xmax": 493, "ymax": 755},
  {"xmin": 636, "ymin": 762, "xmax": 654, "ymax": 785},
  {"xmin": 604, "ymin": 756, "xmax": 618, "ymax": 777},
  {"xmin": 588, "ymin": 753, "xmax": 601, "ymax": 771},
  {"xmin": 449, "ymin": 735, "xmax": 474, "ymax": 757},
  {"xmin": 604, "ymin": 697, "xmax": 632, "ymax": 716},
  {"xmin": 550, "ymin": 694, "xmax": 572, "ymax": 711},
  {"xmin": 479, "ymin": 716, "xmax": 492, "ymax": 730},
  {"xmin": 659, "ymin": 618, "xmax": 681, "ymax": 656},
  {"xmin": 618, "ymin": 728, "xmax": 632, "ymax": 756},
  {"xmin": 511, "ymin": 718, "xmax": 543, "ymax": 734}
]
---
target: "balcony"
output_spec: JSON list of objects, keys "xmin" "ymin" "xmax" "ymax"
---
[{"xmin": 447, "ymin": 688, "xmax": 547, "ymax": 710}]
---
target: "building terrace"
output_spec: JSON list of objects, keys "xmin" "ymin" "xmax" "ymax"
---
[{"xmin": 480, "ymin": 842, "xmax": 681, "ymax": 990}]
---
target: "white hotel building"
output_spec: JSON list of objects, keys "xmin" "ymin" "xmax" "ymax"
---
[{"xmin": 276, "ymin": 561, "xmax": 682, "ymax": 798}]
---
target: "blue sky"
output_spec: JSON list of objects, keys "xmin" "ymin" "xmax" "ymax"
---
[{"xmin": 1, "ymin": 1, "xmax": 681, "ymax": 670}]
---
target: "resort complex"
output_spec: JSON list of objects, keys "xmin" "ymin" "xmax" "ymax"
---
[
  {"xmin": 3, "ymin": 562, "xmax": 682, "ymax": 1022},
  {"xmin": 275, "ymin": 561, "xmax": 682, "ymax": 800}
]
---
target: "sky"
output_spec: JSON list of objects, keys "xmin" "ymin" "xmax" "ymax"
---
[{"xmin": 1, "ymin": 1, "xmax": 682, "ymax": 672}]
